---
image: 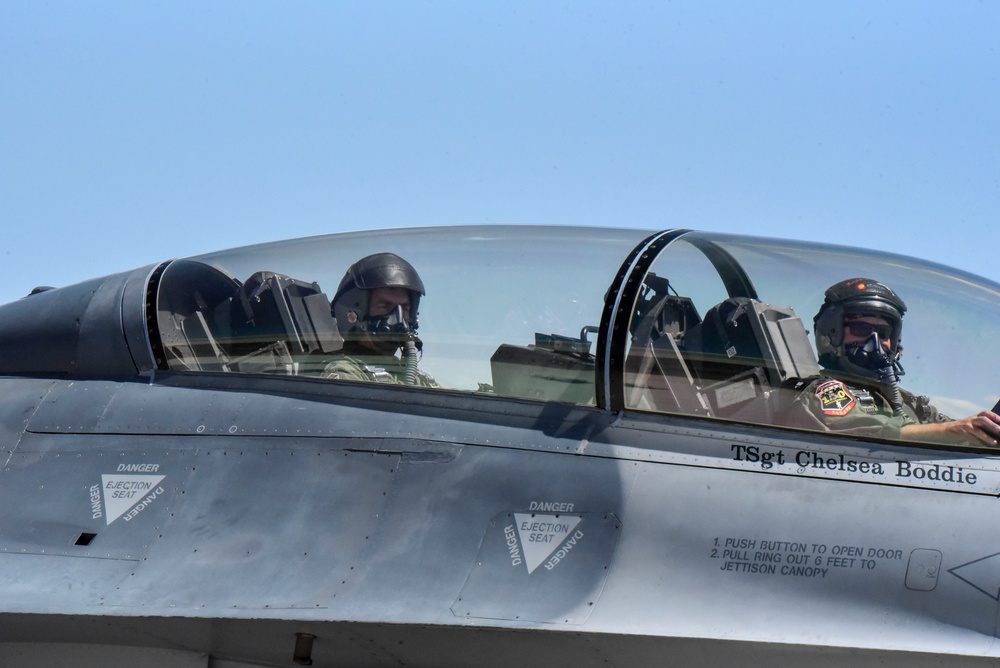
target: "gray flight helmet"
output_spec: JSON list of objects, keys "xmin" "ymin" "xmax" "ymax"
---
[{"xmin": 331, "ymin": 253, "xmax": 426, "ymax": 345}]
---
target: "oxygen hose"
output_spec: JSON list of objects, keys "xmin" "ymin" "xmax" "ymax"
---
[
  {"xmin": 875, "ymin": 365, "xmax": 908, "ymax": 418},
  {"xmin": 403, "ymin": 338, "xmax": 419, "ymax": 386}
]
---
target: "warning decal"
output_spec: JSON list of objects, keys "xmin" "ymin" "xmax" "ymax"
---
[
  {"xmin": 513, "ymin": 513, "xmax": 583, "ymax": 574},
  {"xmin": 100, "ymin": 474, "xmax": 166, "ymax": 525},
  {"xmin": 453, "ymin": 510, "xmax": 622, "ymax": 625}
]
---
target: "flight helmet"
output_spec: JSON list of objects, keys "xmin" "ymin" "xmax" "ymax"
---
[
  {"xmin": 331, "ymin": 253, "xmax": 425, "ymax": 353},
  {"xmin": 813, "ymin": 277, "xmax": 906, "ymax": 379}
]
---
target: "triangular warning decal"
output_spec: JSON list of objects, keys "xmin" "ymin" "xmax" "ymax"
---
[
  {"xmin": 513, "ymin": 513, "xmax": 582, "ymax": 574},
  {"xmin": 101, "ymin": 475, "xmax": 166, "ymax": 525}
]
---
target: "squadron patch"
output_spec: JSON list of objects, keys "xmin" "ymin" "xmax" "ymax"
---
[{"xmin": 814, "ymin": 379, "xmax": 856, "ymax": 416}]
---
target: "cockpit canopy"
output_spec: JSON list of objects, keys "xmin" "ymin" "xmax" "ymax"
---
[{"xmin": 2, "ymin": 226, "xmax": 999, "ymax": 447}]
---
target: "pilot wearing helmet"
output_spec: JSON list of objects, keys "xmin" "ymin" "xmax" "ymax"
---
[
  {"xmin": 321, "ymin": 253, "xmax": 438, "ymax": 387},
  {"xmin": 788, "ymin": 277, "xmax": 1000, "ymax": 446}
]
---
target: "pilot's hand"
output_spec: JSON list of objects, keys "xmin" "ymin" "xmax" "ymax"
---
[
  {"xmin": 960, "ymin": 410, "xmax": 1000, "ymax": 447},
  {"xmin": 903, "ymin": 411, "xmax": 1000, "ymax": 447}
]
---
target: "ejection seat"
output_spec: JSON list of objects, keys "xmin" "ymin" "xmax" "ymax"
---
[
  {"xmin": 227, "ymin": 271, "xmax": 343, "ymax": 374},
  {"xmin": 677, "ymin": 297, "xmax": 820, "ymax": 421},
  {"xmin": 155, "ymin": 262, "xmax": 342, "ymax": 374}
]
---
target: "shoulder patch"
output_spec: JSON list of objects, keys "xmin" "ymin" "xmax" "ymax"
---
[{"xmin": 814, "ymin": 379, "xmax": 856, "ymax": 416}]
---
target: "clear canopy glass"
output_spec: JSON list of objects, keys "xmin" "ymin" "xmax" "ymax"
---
[{"xmin": 154, "ymin": 225, "xmax": 1000, "ymax": 449}]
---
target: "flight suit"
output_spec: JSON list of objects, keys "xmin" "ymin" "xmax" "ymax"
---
[
  {"xmin": 782, "ymin": 373, "xmax": 950, "ymax": 440},
  {"xmin": 320, "ymin": 353, "xmax": 438, "ymax": 387}
]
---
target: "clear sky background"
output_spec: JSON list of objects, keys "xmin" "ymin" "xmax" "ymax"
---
[{"xmin": 2, "ymin": 2, "xmax": 998, "ymax": 307}]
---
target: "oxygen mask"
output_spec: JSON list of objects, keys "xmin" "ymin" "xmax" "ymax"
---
[
  {"xmin": 845, "ymin": 332, "xmax": 905, "ymax": 385},
  {"xmin": 364, "ymin": 305, "xmax": 422, "ymax": 354}
]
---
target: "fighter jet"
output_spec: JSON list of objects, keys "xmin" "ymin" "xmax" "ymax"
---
[{"xmin": 1, "ymin": 225, "xmax": 1000, "ymax": 667}]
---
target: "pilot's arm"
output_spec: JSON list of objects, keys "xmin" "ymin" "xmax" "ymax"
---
[
  {"xmin": 900, "ymin": 411, "xmax": 1000, "ymax": 447},
  {"xmin": 897, "ymin": 390, "xmax": 1000, "ymax": 447}
]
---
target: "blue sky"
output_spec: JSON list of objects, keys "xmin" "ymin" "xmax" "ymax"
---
[{"xmin": 2, "ymin": 2, "xmax": 998, "ymax": 306}]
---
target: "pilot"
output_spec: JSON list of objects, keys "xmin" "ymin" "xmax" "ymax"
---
[
  {"xmin": 789, "ymin": 277, "xmax": 1000, "ymax": 446},
  {"xmin": 320, "ymin": 252, "xmax": 438, "ymax": 387}
]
